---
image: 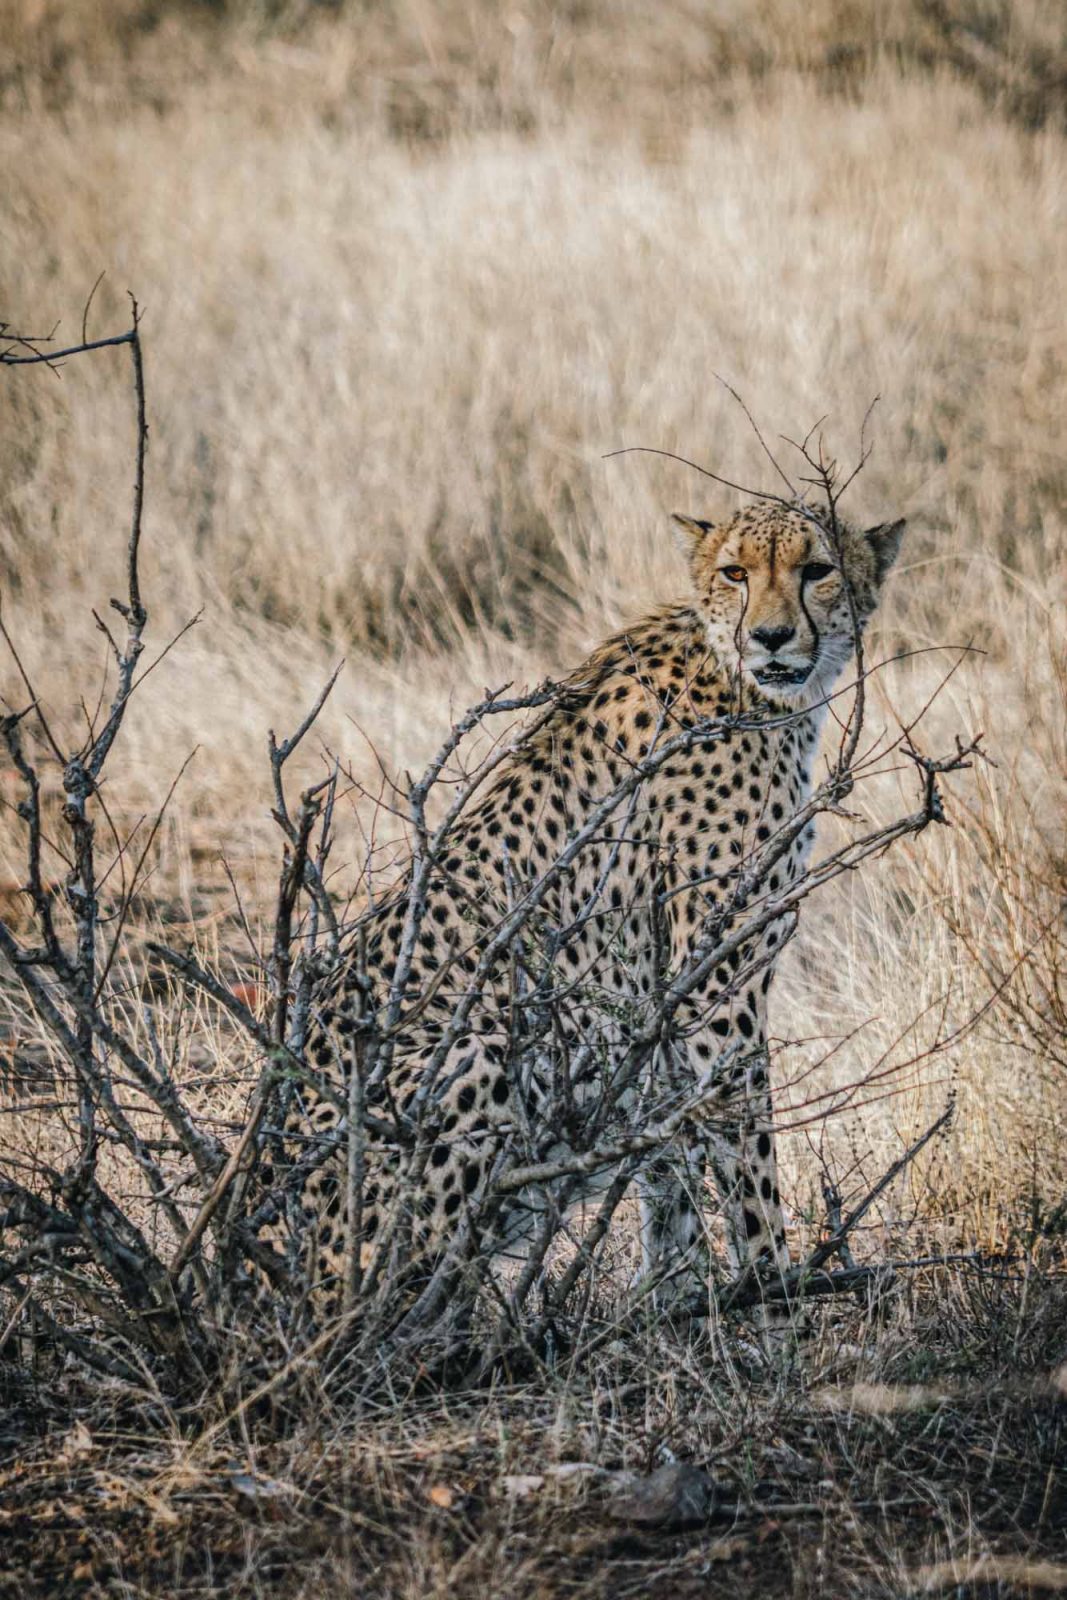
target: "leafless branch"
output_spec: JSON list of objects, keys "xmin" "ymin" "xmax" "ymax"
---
[{"xmin": 0, "ymin": 345, "xmax": 987, "ymax": 1387}]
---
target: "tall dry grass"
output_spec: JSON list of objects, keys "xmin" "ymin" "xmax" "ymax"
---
[
  {"xmin": 2, "ymin": 9, "xmax": 1067, "ymax": 1597},
  {"xmin": 1, "ymin": 0, "xmax": 1065, "ymax": 1264}
]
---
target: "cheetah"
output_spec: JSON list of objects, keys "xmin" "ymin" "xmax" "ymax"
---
[{"xmin": 279, "ymin": 501, "xmax": 904, "ymax": 1323}]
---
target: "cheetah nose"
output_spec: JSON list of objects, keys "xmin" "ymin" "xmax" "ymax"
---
[{"xmin": 750, "ymin": 624, "xmax": 796, "ymax": 653}]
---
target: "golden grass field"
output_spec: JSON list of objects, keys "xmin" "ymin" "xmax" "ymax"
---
[{"xmin": 1, "ymin": 3, "xmax": 1066, "ymax": 1595}]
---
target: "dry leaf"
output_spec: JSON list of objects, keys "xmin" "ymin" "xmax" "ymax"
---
[
  {"xmin": 498, "ymin": 1465, "xmax": 604, "ymax": 1501},
  {"xmin": 501, "ymin": 1474, "xmax": 546, "ymax": 1499},
  {"xmin": 911, "ymin": 1556, "xmax": 1067, "ymax": 1592},
  {"xmin": 706, "ymin": 1536, "xmax": 750, "ymax": 1564},
  {"xmin": 427, "ymin": 1483, "xmax": 455, "ymax": 1509},
  {"xmin": 59, "ymin": 1421, "xmax": 93, "ymax": 1462}
]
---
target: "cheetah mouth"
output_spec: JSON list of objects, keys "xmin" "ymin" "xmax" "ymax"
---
[{"xmin": 751, "ymin": 663, "xmax": 813, "ymax": 688}]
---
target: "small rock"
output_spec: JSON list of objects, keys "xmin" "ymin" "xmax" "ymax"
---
[
  {"xmin": 604, "ymin": 1463, "xmax": 718, "ymax": 1528},
  {"xmin": 229, "ymin": 1470, "xmax": 292, "ymax": 1503}
]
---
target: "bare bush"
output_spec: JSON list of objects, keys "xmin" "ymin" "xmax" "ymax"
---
[{"xmin": 0, "ymin": 314, "xmax": 993, "ymax": 1400}]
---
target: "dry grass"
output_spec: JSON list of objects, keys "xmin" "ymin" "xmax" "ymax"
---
[
  {"xmin": 1, "ymin": 2, "xmax": 1065, "ymax": 1594},
  {"xmin": 3, "ymin": 1270, "xmax": 1065, "ymax": 1597}
]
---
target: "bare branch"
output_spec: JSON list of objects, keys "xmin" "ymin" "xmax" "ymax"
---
[{"xmin": 603, "ymin": 444, "xmax": 793, "ymax": 506}]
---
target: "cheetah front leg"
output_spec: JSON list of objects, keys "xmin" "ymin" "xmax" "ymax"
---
[
  {"xmin": 636, "ymin": 1046, "xmax": 791, "ymax": 1313},
  {"xmin": 635, "ymin": 1135, "xmax": 707, "ymax": 1300},
  {"xmin": 703, "ymin": 1046, "xmax": 790, "ymax": 1280},
  {"xmin": 699, "ymin": 1043, "xmax": 801, "ymax": 1358}
]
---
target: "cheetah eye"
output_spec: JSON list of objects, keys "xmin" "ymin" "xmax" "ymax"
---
[
  {"xmin": 719, "ymin": 565, "xmax": 747, "ymax": 584},
  {"xmin": 802, "ymin": 562, "xmax": 834, "ymax": 583}
]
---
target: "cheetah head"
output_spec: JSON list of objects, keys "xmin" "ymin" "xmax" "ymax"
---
[{"xmin": 672, "ymin": 501, "xmax": 905, "ymax": 708}]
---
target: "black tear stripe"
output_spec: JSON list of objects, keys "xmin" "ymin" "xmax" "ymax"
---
[{"xmin": 800, "ymin": 585, "xmax": 820, "ymax": 662}]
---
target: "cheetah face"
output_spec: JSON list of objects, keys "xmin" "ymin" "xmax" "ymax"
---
[{"xmin": 672, "ymin": 503, "xmax": 905, "ymax": 707}]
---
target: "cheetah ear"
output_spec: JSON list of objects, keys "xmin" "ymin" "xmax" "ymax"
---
[
  {"xmin": 864, "ymin": 518, "xmax": 905, "ymax": 583},
  {"xmin": 671, "ymin": 514, "xmax": 717, "ymax": 556}
]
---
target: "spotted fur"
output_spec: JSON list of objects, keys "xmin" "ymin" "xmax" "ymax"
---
[{"xmin": 278, "ymin": 501, "xmax": 904, "ymax": 1318}]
